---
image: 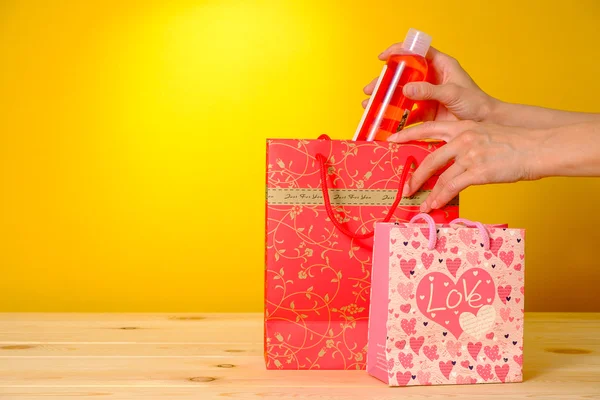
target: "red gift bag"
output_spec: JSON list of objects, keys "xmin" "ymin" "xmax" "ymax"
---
[{"xmin": 264, "ymin": 137, "xmax": 459, "ymax": 370}]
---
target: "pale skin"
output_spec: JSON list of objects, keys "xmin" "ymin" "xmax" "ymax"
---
[{"xmin": 363, "ymin": 43, "xmax": 600, "ymax": 212}]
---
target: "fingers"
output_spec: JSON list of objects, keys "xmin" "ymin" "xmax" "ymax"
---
[
  {"xmin": 378, "ymin": 42, "xmax": 404, "ymax": 60},
  {"xmin": 424, "ymin": 170, "xmax": 476, "ymax": 212},
  {"xmin": 424, "ymin": 45, "xmax": 441, "ymax": 62},
  {"xmin": 419, "ymin": 163, "xmax": 464, "ymax": 212},
  {"xmin": 432, "ymin": 171, "xmax": 474, "ymax": 210},
  {"xmin": 361, "ymin": 98, "xmax": 369, "ymax": 108},
  {"xmin": 388, "ymin": 120, "xmax": 472, "ymax": 143},
  {"xmin": 402, "ymin": 143, "xmax": 458, "ymax": 198},
  {"xmin": 403, "ymin": 82, "xmax": 461, "ymax": 106},
  {"xmin": 363, "ymin": 77, "xmax": 378, "ymax": 95}
]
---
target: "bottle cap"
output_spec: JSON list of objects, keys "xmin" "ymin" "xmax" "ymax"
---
[{"xmin": 402, "ymin": 28, "xmax": 432, "ymax": 57}]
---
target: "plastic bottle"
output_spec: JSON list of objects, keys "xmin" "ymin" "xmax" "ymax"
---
[{"xmin": 353, "ymin": 28, "xmax": 432, "ymax": 142}]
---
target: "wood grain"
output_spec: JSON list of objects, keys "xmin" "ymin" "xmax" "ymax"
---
[{"xmin": 0, "ymin": 313, "xmax": 598, "ymax": 399}]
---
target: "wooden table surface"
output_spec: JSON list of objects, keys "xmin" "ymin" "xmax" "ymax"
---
[{"xmin": 0, "ymin": 313, "xmax": 598, "ymax": 399}]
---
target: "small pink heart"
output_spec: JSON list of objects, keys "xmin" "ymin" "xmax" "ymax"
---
[
  {"xmin": 495, "ymin": 364, "xmax": 510, "ymax": 383},
  {"xmin": 421, "ymin": 253, "xmax": 434, "ymax": 269},
  {"xmin": 400, "ymin": 259, "xmax": 416, "ymax": 279},
  {"xmin": 445, "ymin": 258, "xmax": 462, "ymax": 277},
  {"xmin": 412, "ymin": 241, "xmax": 421, "ymax": 249},
  {"xmin": 414, "ymin": 231, "xmax": 419, "ymax": 237},
  {"xmin": 401, "ymin": 318, "xmax": 417, "ymax": 336},
  {"xmin": 509, "ymin": 316, "xmax": 514, "ymax": 322},
  {"xmin": 520, "ymin": 286, "xmax": 524, "ymax": 295},
  {"xmin": 499, "ymin": 250, "xmax": 514, "ymax": 267},
  {"xmin": 391, "ymin": 238, "xmax": 397, "ymax": 244},
  {"xmin": 400, "ymin": 304, "xmax": 411, "ymax": 313},
  {"xmin": 396, "ymin": 371, "xmax": 412, "ymax": 386},
  {"xmin": 514, "ymin": 263, "xmax": 522, "ymax": 271},
  {"xmin": 395, "ymin": 340, "xmax": 406, "ymax": 350},
  {"xmin": 477, "ymin": 364, "xmax": 493, "ymax": 381},
  {"xmin": 484, "ymin": 345, "xmax": 501, "ymax": 362},
  {"xmin": 520, "ymin": 254, "xmax": 525, "ymax": 260},
  {"xmin": 394, "ymin": 313, "xmax": 400, "ymax": 318},
  {"xmin": 450, "ymin": 246, "xmax": 459, "ymax": 254},
  {"xmin": 439, "ymin": 360, "xmax": 454, "ymax": 380},
  {"xmin": 460, "ymin": 360, "xmax": 470, "ymax": 368},
  {"xmin": 515, "ymin": 298, "xmax": 521, "ymax": 303},
  {"xmin": 498, "ymin": 285, "xmax": 512, "ymax": 305},
  {"xmin": 490, "ymin": 237, "xmax": 504, "ymax": 257},
  {"xmin": 398, "ymin": 352, "xmax": 414, "ymax": 369},
  {"xmin": 467, "ymin": 342, "xmax": 482, "ymax": 360},
  {"xmin": 484, "ymin": 252, "xmax": 492, "ymax": 260},
  {"xmin": 423, "ymin": 345, "xmax": 439, "ymax": 361},
  {"xmin": 410, "ymin": 336, "xmax": 425, "ymax": 355},
  {"xmin": 435, "ymin": 236, "xmax": 447, "ymax": 253},
  {"xmin": 486, "ymin": 332, "xmax": 494, "ymax": 340},
  {"xmin": 513, "ymin": 354, "xmax": 523, "ymax": 366}
]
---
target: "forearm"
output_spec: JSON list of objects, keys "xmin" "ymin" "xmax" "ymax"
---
[
  {"xmin": 488, "ymin": 101, "xmax": 600, "ymax": 129},
  {"xmin": 532, "ymin": 121, "xmax": 600, "ymax": 178}
]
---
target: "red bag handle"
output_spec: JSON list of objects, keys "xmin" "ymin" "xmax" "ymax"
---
[{"xmin": 315, "ymin": 151, "xmax": 417, "ymax": 240}]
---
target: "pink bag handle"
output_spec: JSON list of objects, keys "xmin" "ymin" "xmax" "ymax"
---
[
  {"xmin": 409, "ymin": 213, "xmax": 437, "ymax": 250},
  {"xmin": 408, "ymin": 214, "xmax": 491, "ymax": 251},
  {"xmin": 450, "ymin": 218, "xmax": 490, "ymax": 250},
  {"xmin": 316, "ymin": 152, "xmax": 417, "ymax": 241}
]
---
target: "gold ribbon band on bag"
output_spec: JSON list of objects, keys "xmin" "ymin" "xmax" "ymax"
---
[{"xmin": 267, "ymin": 188, "xmax": 458, "ymax": 207}]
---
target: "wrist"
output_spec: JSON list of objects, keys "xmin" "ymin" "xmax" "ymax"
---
[
  {"xmin": 526, "ymin": 127, "xmax": 561, "ymax": 180},
  {"xmin": 482, "ymin": 98, "xmax": 510, "ymax": 124}
]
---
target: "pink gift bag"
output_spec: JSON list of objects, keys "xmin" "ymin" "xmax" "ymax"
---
[{"xmin": 367, "ymin": 214, "xmax": 525, "ymax": 386}]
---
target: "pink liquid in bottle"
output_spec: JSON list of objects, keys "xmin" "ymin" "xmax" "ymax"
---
[{"xmin": 353, "ymin": 29, "xmax": 432, "ymax": 142}]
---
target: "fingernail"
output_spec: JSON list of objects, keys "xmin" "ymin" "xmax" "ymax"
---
[
  {"xmin": 378, "ymin": 52, "xmax": 385, "ymax": 58},
  {"xmin": 420, "ymin": 202, "xmax": 428, "ymax": 212},
  {"xmin": 402, "ymin": 183, "xmax": 410, "ymax": 197},
  {"xmin": 404, "ymin": 84, "xmax": 416, "ymax": 97},
  {"xmin": 387, "ymin": 133, "xmax": 397, "ymax": 142},
  {"xmin": 431, "ymin": 200, "xmax": 438, "ymax": 209}
]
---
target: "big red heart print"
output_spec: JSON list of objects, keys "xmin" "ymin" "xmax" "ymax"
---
[{"xmin": 416, "ymin": 268, "xmax": 496, "ymax": 338}]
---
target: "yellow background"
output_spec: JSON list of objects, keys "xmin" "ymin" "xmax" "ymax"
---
[{"xmin": 1, "ymin": 0, "xmax": 599, "ymax": 312}]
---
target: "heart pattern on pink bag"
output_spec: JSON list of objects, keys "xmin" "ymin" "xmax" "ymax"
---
[{"xmin": 382, "ymin": 225, "xmax": 524, "ymax": 387}]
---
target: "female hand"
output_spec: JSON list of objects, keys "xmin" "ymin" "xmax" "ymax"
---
[
  {"xmin": 363, "ymin": 45, "xmax": 498, "ymax": 126},
  {"xmin": 388, "ymin": 121, "xmax": 544, "ymax": 212}
]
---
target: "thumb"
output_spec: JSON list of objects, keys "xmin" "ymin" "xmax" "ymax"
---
[{"xmin": 403, "ymin": 82, "xmax": 460, "ymax": 106}]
